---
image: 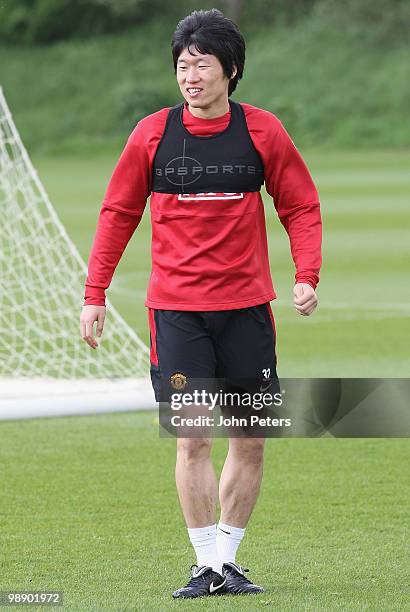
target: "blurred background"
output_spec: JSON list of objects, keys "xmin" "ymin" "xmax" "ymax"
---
[
  {"xmin": 1, "ymin": 0, "xmax": 409, "ymax": 376},
  {"xmin": 2, "ymin": 0, "xmax": 409, "ymax": 151}
]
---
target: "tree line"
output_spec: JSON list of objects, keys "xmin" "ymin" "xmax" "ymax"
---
[{"xmin": 0, "ymin": 0, "xmax": 408, "ymax": 45}]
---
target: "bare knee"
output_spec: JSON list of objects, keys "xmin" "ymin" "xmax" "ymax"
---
[
  {"xmin": 228, "ymin": 437, "xmax": 265, "ymax": 467},
  {"xmin": 177, "ymin": 437, "xmax": 213, "ymax": 464}
]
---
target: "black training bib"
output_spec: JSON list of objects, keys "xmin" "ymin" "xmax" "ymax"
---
[{"xmin": 151, "ymin": 100, "xmax": 264, "ymax": 194}]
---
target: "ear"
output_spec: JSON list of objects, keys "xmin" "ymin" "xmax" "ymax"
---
[{"xmin": 231, "ymin": 65, "xmax": 237, "ymax": 79}]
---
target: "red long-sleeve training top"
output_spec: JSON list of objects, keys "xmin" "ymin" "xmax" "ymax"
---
[{"xmin": 84, "ymin": 102, "xmax": 322, "ymax": 310}]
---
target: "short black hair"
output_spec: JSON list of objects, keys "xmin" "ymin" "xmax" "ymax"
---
[{"xmin": 171, "ymin": 9, "xmax": 245, "ymax": 97}]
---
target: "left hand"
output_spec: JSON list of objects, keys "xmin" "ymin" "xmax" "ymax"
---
[{"xmin": 293, "ymin": 283, "xmax": 318, "ymax": 316}]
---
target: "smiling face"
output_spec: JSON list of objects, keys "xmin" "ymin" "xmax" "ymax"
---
[{"xmin": 176, "ymin": 46, "xmax": 236, "ymax": 119}]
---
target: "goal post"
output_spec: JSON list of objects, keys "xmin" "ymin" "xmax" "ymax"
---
[{"xmin": 0, "ymin": 86, "xmax": 155, "ymax": 419}]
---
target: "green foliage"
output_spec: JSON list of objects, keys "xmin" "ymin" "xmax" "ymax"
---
[
  {"xmin": 1, "ymin": 0, "xmax": 409, "ymax": 45},
  {"xmin": 1, "ymin": 0, "xmax": 107, "ymax": 44},
  {"xmin": 0, "ymin": 0, "xmax": 211, "ymax": 44},
  {"xmin": 314, "ymin": 0, "xmax": 410, "ymax": 45},
  {"xmin": 113, "ymin": 81, "xmax": 176, "ymax": 129},
  {"xmin": 238, "ymin": 0, "xmax": 316, "ymax": 27},
  {"xmin": 0, "ymin": 0, "xmax": 189, "ymax": 44},
  {"xmin": 0, "ymin": 8, "xmax": 409, "ymax": 151}
]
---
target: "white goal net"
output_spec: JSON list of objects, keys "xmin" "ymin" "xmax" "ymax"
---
[{"xmin": 0, "ymin": 87, "xmax": 155, "ymax": 418}]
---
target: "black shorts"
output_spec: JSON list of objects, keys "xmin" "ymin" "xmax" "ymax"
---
[{"xmin": 148, "ymin": 303, "xmax": 278, "ymax": 403}]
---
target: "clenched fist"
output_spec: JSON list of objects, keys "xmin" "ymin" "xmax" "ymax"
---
[{"xmin": 293, "ymin": 283, "xmax": 318, "ymax": 316}]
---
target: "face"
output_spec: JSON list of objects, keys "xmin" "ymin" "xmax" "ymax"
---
[{"xmin": 176, "ymin": 46, "xmax": 236, "ymax": 115}]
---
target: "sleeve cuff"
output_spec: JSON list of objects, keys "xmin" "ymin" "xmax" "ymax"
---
[
  {"xmin": 83, "ymin": 285, "xmax": 106, "ymax": 306},
  {"xmin": 295, "ymin": 276, "xmax": 318, "ymax": 291}
]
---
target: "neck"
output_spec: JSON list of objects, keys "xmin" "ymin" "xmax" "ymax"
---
[{"xmin": 187, "ymin": 97, "xmax": 230, "ymax": 119}]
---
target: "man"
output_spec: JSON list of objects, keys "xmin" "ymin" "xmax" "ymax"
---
[{"xmin": 80, "ymin": 8, "xmax": 322, "ymax": 599}]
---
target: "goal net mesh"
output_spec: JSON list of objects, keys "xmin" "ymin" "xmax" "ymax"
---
[{"xmin": 0, "ymin": 87, "xmax": 150, "ymax": 391}]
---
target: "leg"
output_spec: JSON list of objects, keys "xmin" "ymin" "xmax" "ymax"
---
[
  {"xmin": 214, "ymin": 303, "xmax": 276, "ymax": 527},
  {"xmin": 173, "ymin": 435, "xmax": 226, "ymax": 593},
  {"xmin": 149, "ymin": 310, "xmax": 218, "ymax": 527},
  {"xmin": 213, "ymin": 305, "xmax": 276, "ymax": 592},
  {"xmin": 219, "ymin": 437, "xmax": 266, "ymax": 527},
  {"xmin": 216, "ymin": 437, "xmax": 266, "ymax": 594},
  {"xmin": 175, "ymin": 436, "xmax": 217, "ymax": 527},
  {"xmin": 148, "ymin": 310, "xmax": 224, "ymax": 588}
]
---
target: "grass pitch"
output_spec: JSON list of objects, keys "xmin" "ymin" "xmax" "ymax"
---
[
  {"xmin": 0, "ymin": 150, "xmax": 409, "ymax": 610},
  {"xmin": 1, "ymin": 413, "xmax": 409, "ymax": 611}
]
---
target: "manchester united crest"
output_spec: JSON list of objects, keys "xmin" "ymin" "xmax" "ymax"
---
[{"xmin": 170, "ymin": 372, "xmax": 187, "ymax": 390}]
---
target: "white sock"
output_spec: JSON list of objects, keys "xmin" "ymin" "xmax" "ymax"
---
[
  {"xmin": 216, "ymin": 522, "xmax": 246, "ymax": 564},
  {"xmin": 187, "ymin": 524, "xmax": 222, "ymax": 575}
]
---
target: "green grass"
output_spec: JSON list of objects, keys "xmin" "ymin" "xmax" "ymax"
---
[
  {"xmin": 33, "ymin": 148, "xmax": 410, "ymax": 377},
  {"xmin": 0, "ymin": 413, "xmax": 409, "ymax": 611}
]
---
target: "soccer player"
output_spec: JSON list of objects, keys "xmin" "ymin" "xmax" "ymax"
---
[{"xmin": 80, "ymin": 9, "xmax": 322, "ymax": 599}]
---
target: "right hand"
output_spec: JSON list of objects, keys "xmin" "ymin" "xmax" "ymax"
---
[{"xmin": 80, "ymin": 305, "xmax": 106, "ymax": 349}]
